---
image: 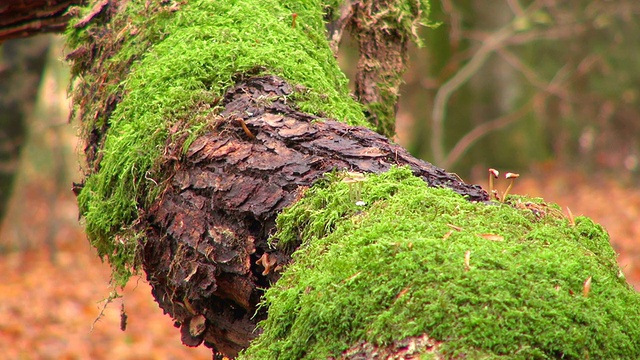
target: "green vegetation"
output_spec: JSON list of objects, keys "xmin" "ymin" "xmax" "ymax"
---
[
  {"xmin": 244, "ymin": 167, "xmax": 640, "ymax": 359},
  {"xmin": 66, "ymin": 0, "xmax": 370, "ymax": 285}
]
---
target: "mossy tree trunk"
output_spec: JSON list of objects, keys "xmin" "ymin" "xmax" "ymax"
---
[
  {"xmin": 18, "ymin": 0, "xmax": 640, "ymax": 359},
  {"xmin": 63, "ymin": 0, "xmax": 484, "ymax": 355},
  {"xmin": 142, "ymin": 74, "xmax": 486, "ymax": 356}
]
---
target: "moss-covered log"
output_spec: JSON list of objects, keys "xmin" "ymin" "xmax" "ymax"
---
[
  {"xmin": 64, "ymin": 0, "xmax": 640, "ymax": 359},
  {"xmin": 144, "ymin": 74, "xmax": 485, "ymax": 355}
]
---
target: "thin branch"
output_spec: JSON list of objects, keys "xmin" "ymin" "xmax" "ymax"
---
[
  {"xmin": 496, "ymin": 47, "xmax": 568, "ymax": 100},
  {"xmin": 443, "ymin": 56, "xmax": 575, "ymax": 168},
  {"xmin": 430, "ymin": 24, "xmax": 515, "ymax": 165},
  {"xmin": 441, "ymin": 0, "xmax": 463, "ymax": 50},
  {"xmin": 504, "ymin": 24, "xmax": 587, "ymax": 45},
  {"xmin": 442, "ymin": 100, "xmax": 533, "ymax": 169},
  {"xmin": 430, "ymin": 0, "xmax": 544, "ymax": 166},
  {"xmin": 506, "ymin": 0, "xmax": 526, "ymax": 17}
]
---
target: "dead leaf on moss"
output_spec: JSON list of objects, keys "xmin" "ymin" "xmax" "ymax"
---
[{"xmin": 478, "ymin": 233, "xmax": 504, "ymax": 241}]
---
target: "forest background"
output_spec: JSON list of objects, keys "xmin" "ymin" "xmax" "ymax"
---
[{"xmin": 1, "ymin": 0, "xmax": 639, "ymax": 358}]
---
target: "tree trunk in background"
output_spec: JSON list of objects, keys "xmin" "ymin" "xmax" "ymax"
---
[{"xmin": 0, "ymin": 36, "xmax": 50, "ymax": 232}]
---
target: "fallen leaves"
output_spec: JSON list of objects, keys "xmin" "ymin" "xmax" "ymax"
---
[{"xmin": 0, "ymin": 241, "xmax": 211, "ymax": 359}]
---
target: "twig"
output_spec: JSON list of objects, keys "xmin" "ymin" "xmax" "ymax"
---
[
  {"xmin": 506, "ymin": 0, "xmax": 526, "ymax": 17},
  {"xmin": 443, "ymin": 56, "xmax": 573, "ymax": 168},
  {"xmin": 431, "ymin": 24, "xmax": 514, "ymax": 165},
  {"xmin": 496, "ymin": 47, "xmax": 568, "ymax": 99},
  {"xmin": 443, "ymin": 100, "xmax": 533, "ymax": 168}
]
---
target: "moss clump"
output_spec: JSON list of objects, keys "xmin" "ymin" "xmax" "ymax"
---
[
  {"xmin": 67, "ymin": 0, "xmax": 370, "ymax": 285},
  {"xmin": 243, "ymin": 167, "xmax": 640, "ymax": 359}
]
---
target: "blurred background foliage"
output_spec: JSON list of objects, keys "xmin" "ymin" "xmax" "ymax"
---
[
  {"xmin": 392, "ymin": 0, "xmax": 640, "ymax": 180},
  {"xmin": 0, "ymin": 35, "xmax": 81, "ymax": 252}
]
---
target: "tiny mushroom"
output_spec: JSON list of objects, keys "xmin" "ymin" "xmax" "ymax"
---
[
  {"xmin": 488, "ymin": 168, "xmax": 499, "ymax": 200},
  {"xmin": 502, "ymin": 172, "xmax": 520, "ymax": 203}
]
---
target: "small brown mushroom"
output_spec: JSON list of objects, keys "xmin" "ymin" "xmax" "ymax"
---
[
  {"xmin": 256, "ymin": 253, "xmax": 277, "ymax": 275},
  {"xmin": 502, "ymin": 172, "xmax": 520, "ymax": 203}
]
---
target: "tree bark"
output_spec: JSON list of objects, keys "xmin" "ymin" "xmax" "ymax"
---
[{"xmin": 0, "ymin": 0, "xmax": 83, "ymax": 42}]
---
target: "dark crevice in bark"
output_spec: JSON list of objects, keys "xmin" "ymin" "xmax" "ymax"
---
[{"xmin": 140, "ymin": 75, "xmax": 487, "ymax": 358}]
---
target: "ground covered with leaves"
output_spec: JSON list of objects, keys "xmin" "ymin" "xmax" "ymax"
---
[{"xmin": 0, "ymin": 170, "xmax": 638, "ymax": 359}]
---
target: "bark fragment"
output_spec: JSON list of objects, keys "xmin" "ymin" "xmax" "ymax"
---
[{"xmin": 0, "ymin": 0, "xmax": 83, "ymax": 42}]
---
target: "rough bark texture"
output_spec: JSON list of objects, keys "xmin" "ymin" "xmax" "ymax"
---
[
  {"xmin": 141, "ymin": 75, "xmax": 487, "ymax": 357},
  {"xmin": 0, "ymin": 0, "xmax": 83, "ymax": 42},
  {"xmin": 336, "ymin": 334, "xmax": 442, "ymax": 359}
]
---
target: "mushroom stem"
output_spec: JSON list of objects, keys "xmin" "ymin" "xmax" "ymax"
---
[
  {"xmin": 488, "ymin": 168, "xmax": 499, "ymax": 200},
  {"xmin": 502, "ymin": 172, "xmax": 520, "ymax": 203}
]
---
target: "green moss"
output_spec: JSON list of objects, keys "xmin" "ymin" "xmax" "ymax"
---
[
  {"xmin": 67, "ymin": 0, "xmax": 370, "ymax": 285},
  {"xmin": 243, "ymin": 167, "xmax": 640, "ymax": 359}
]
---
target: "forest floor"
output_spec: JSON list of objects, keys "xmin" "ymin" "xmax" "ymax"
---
[{"xmin": 0, "ymin": 170, "xmax": 638, "ymax": 359}]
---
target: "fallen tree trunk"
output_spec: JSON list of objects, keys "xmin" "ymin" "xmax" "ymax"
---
[
  {"xmin": 59, "ymin": 0, "xmax": 640, "ymax": 359},
  {"xmin": 142, "ymin": 74, "xmax": 486, "ymax": 355}
]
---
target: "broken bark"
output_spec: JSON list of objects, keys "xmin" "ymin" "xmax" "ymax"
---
[
  {"xmin": 0, "ymin": 0, "xmax": 83, "ymax": 42},
  {"xmin": 141, "ymin": 75, "xmax": 487, "ymax": 357}
]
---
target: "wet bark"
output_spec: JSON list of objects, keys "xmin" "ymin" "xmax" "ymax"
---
[{"xmin": 141, "ymin": 75, "xmax": 487, "ymax": 357}]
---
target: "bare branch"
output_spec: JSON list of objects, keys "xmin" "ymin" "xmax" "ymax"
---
[
  {"xmin": 430, "ymin": 24, "xmax": 515, "ymax": 165},
  {"xmin": 496, "ymin": 47, "xmax": 568, "ymax": 99},
  {"xmin": 430, "ymin": 0, "xmax": 547, "ymax": 166},
  {"xmin": 442, "ymin": 53, "xmax": 575, "ymax": 168},
  {"xmin": 506, "ymin": 0, "xmax": 525, "ymax": 17},
  {"xmin": 443, "ymin": 100, "xmax": 533, "ymax": 169}
]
